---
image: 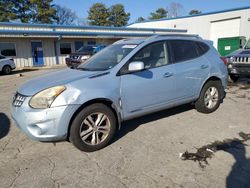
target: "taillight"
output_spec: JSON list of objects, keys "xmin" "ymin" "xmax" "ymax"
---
[{"xmin": 220, "ymin": 57, "xmax": 228, "ymax": 65}]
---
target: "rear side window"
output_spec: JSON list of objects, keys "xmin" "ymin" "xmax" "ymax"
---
[
  {"xmin": 196, "ymin": 42, "xmax": 210, "ymax": 56},
  {"xmin": 169, "ymin": 40, "xmax": 199, "ymax": 63}
]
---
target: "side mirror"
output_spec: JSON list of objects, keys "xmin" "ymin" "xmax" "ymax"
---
[{"xmin": 128, "ymin": 61, "xmax": 144, "ymax": 72}]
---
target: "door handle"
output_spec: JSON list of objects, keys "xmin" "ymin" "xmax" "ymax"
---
[
  {"xmin": 201, "ymin": 64, "xmax": 208, "ymax": 69},
  {"xmin": 163, "ymin": 72, "xmax": 174, "ymax": 78}
]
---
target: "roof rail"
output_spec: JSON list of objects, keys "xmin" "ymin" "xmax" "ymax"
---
[{"xmin": 153, "ymin": 34, "xmax": 202, "ymax": 39}]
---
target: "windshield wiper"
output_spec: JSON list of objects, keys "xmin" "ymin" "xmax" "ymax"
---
[
  {"xmin": 76, "ymin": 67, "xmax": 92, "ymax": 71},
  {"xmin": 77, "ymin": 67, "xmax": 108, "ymax": 71}
]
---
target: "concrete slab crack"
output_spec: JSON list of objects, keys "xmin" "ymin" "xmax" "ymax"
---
[
  {"xmin": 9, "ymin": 168, "xmax": 21, "ymax": 188},
  {"xmin": 0, "ymin": 139, "xmax": 10, "ymax": 153},
  {"xmin": 85, "ymin": 153, "xmax": 128, "ymax": 188}
]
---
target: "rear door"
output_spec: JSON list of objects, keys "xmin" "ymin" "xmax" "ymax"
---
[{"xmin": 169, "ymin": 40, "xmax": 210, "ymax": 99}]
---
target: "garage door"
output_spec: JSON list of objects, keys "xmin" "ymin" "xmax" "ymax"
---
[{"xmin": 210, "ymin": 18, "xmax": 240, "ymax": 49}]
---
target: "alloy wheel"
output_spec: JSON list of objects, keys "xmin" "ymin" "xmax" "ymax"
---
[
  {"xmin": 204, "ymin": 87, "xmax": 219, "ymax": 109},
  {"xmin": 79, "ymin": 113, "xmax": 111, "ymax": 145}
]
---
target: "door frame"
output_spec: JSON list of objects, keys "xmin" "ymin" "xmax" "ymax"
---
[{"xmin": 31, "ymin": 40, "xmax": 44, "ymax": 66}]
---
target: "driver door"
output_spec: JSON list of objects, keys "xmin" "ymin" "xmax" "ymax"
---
[{"xmin": 120, "ymin": 41, "xmax": 176, "ymax": 118}]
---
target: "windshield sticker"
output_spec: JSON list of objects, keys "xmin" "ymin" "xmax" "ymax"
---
[{"xmin": 122, "ymin": 45, "xmax": 137, "ymax": 49}]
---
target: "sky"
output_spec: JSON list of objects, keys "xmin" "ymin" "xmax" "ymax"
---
[{"xmin": 53, "ymin": 0, "xmax": 250, "ymax": 23}]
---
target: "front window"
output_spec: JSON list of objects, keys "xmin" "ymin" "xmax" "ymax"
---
[
  {"xmin": 75, "ymin": 41, "xmax": 84, "ymax": 51},
  {"xmin": 77, "ymin": 46, "xmax": 94, "ymax": 53},
  {"xmin": 244, "ymin": 39, "xmax": 250, "ymax": 49},
  {"xmin": 129, "ymin": 41, "xmax": 168, "ymax": 69},
  {"xmin": 78, "ymin": 44, "xmax": 137, "ymax": 71},
  {"xmin": 88, "ymin": 41, "xmax": 96, "ymax": 46}
]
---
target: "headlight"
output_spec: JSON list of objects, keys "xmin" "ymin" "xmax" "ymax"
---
[
  {"xmin": 29, "ymin": 86, "xmax": 66, "ymax": 109},
  {"xmin": 229, "ymin": 57, "xmax": 234, "ymax": 63},
  {"xmin": 81, "ymin": 55, "xmax": 90, "ymax": 60}
]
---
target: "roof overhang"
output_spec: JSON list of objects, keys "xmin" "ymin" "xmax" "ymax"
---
[{"xmin": 0, "ymin": 22, "xmax": 187, "ymax": 39}]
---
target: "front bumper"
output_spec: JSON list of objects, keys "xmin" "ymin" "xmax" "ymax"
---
[
  {"xmin": 228, "ymin": 63, "xmax": 250, "ymax": 75},
  {"xmin": 11, "ymin": 96, "xmax": 80, "ymax": 142},
  {"xmin": 65, "ymin": 58, "xmax": 82, "ymax": 68}
]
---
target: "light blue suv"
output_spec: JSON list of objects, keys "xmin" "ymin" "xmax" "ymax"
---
[{"xmin": 11, "ymin": 35, "xmax": 227, "ymax": 152}]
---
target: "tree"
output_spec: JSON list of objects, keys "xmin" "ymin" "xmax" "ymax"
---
[
  {"xmin": 0, "ymin": 0, "xmax": 14, "ymax": 22},
  {"xmin": 88, "ymin": 3, "xmax": 110, "ymax": 26},
  {"xmin": 166, "ymin": 2, "xmax": 184, "ymax": 18},
  {"xmin": 0, "ymin": 0, "xmax": 33, "ymax": 23},
  {"xmin": 30, "ymin": 0, "xmax": 58, "ymax": 24},
  {"xmin": 0, "ymin": 0, "xmax": 57, "ymax": 23},
  {"xmin": 108, "ymin": 4, "xmax": 130, "ymax": 27},
  {"xmin": 149, "ymin": 8, "xmax": 167, "ymax": 20},
  {"xmin": 189, "ymin": 10, "xmax": 202, "ymax": 15},
  {"xmin": 55, "ymin": 5, "xmax": 77, "ymax": 25},
  {"xmin": 136, "ymin": 17, "xmax": 146, "ymax": 22}
]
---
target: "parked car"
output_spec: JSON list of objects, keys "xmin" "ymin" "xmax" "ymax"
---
[
  {"xmin": 66, "ymin": 45, "xmax": 106, "ymax": 68},
  {"xmin": 0, "ymin": 55, "xmax": 16, "ymax": 74},
  {"xmin": 11, "ymin": 35, "xmax": 227, "ymax": 152},
  {"xmin": 226, "ymin": 38, "xmax": 250, "ymax": 82}
]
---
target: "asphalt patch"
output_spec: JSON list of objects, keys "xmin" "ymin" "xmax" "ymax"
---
[{"xmin": 180, "ymin": 132, "xmax": 250, "ymax": 168}]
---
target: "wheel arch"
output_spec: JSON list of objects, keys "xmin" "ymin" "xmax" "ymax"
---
[
  {"xmin": 198, "ymin": 76, "xmax": 224, "ymax": 100},
  {"xmin": 2, "ymin": 64, "xmax": 11, "ymax": 70},
  {"xmin": 67, "ymin": 98, "xmax": 121, "ymax": 140}
]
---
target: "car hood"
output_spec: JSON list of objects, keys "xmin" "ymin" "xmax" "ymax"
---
[
  {"xmin": 227, "ymin": 49, "xmax": 250, "ymax": 57},
  {"xmin": 18, "ymin": 68, "xmax": 100, "ymax": 96}
]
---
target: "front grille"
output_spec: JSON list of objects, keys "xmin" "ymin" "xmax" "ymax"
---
[
  {"xmin": 231, "ymin": 56, "xmax": 250, "ymax": 64},
  {"xmin": 70, "ymin": 55, "xmax": 80, "ymax": 60},
  {"xmin": 13, "ymin": 92, "xmax": 26, "ymax": 107}
]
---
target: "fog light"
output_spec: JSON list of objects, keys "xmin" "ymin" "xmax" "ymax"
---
[
  {"xmin": 228, "ymin": 64, "xmax": 233, "ymax": 69},
  {"xmin": 28, "ymin": 124, "xmax": 45, "ymax": 136},
  {"xmin": 231, "ymin": 69, "xmax": 237, "ymax": 73}
]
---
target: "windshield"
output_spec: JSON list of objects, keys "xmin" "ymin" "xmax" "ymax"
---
[
  {"xmin": 77, "ymin": 46, "xmax": 94, "ymax": 53},
  {"xmin": 78, "ymin": 44, "xmax": 137, "ymax": 71},
  {"xmin": 244, "ymin": 39, "xmax": 250, "ymax": 49}
]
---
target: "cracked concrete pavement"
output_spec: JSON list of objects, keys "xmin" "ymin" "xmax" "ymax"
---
[{"xmin": 0, "ymin": 67, "xmax": 250, "ymax": 188}]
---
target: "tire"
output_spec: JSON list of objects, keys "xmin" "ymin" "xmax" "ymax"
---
[
  {"xmin": 229, "ymin": 74, "xmax": 239, "ymax": 83},
  {"xmin": 2, "ymin": 65, "xmax": 11, "ymax": 75},
  {"xmin": 70, "ymin": 103, "xmax": 117, "ymax": 152},
  {"xmin": 195, "ymin": 81, "xmax": 222, "ymax": 114}
]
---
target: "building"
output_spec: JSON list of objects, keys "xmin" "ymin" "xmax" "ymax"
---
[
  {"xmin": 0, "ymin": 22, "xmax": 186, "ymax": 68},
  {"xmin": 129, "ymin": 7, "xmax": 250, "ymax": 50}
]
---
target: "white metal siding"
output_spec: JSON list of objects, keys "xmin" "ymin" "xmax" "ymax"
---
[
  {"xmin": 129, "ymin": 8, "xmax": 250, "ymax": 49},
  {"xmin": 210, "ymin": 18, "xmax": 240, "ymax": 48},
  {"xmin": 42, "ymin": 39, "xmax": 56, "ymax": 66},
  {"xmin": 0, "ymin": 38, "xmax": 58, "ymax": 68},
  {"xmin": 0, "ymin": 38, "xmax": 32, "ymax": 67}
]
